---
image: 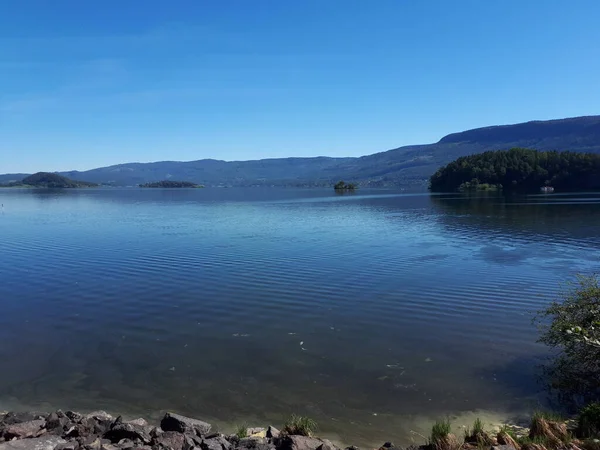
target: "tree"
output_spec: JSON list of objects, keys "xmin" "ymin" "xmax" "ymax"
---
[
  {"xmin": 333, "ymin": 180, "xmax": 356, "ymax": 190},
  {"xmin": 536, "ymin": 275, "xmax": 600, "ymax": 408}
]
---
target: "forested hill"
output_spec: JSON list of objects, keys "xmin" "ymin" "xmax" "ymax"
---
[
  {"xmin": 1, "ymin": 115, "xmax": 599, "ymax": 187},
  {"xmin": 429, "ymin": 148, "xmax": 600, "ymax": 192}
]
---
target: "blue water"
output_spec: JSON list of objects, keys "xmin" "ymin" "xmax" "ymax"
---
[{"xmin": 0, "ymin": 188, "xmax": 599, "ymax": 445}]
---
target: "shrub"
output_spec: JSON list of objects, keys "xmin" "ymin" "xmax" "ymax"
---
[
  {"xmin": 282, "ymin": 415, "xmax": 317, "ymax": 437},
  {"xmin": 535, "ymin": 275, "xmax": 600, "ymax": 408},
  {"xmin": 578, "ymin": 403, "xmax": 600, "ymax": 438}
]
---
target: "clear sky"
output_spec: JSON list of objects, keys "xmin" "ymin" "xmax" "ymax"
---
[{"xmin": 1, "ymin": 0, "xmax": 599, "ymax": 173}]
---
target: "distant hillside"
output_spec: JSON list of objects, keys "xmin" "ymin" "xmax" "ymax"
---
[
  {"xmin": 2, "ymin": 115, "xmax": 599, "ymax": 187},
  {"xmin": 2, "ymin": 172, "xmax": 98, "ymax": 188}
]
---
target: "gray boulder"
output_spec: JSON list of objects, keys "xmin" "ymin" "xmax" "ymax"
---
[
  {"xmin": 55, "ymin": 443, "xmax": 79, "ymax": 450},
  {"xmin": 201, "ymin": 436, "xmax": 231, "ymax": 450},
  {"xmin": 104, "ymin": 418, "xmax": 151, "ymax": 445},
  {"xmin": 1, "ymin": 413, "xmax": 46, "ymax": 426},
  {"xmin": 276, "ymin": 436, "xmax": 334, "ymax": 450},
  {"xmin": 151, "ymin": 431, "xmax": 185, "ymax": 450},
  {"xmin": 316, "ymin": 441, "xmax": 338, "ymax": 450},
  {"xmin": 0, "ymin": 436, "xmax": 65, "ymax": 450},
  {"xmin": 492, "ymin": 446, "xmax": 518, "ymax": 450},
  {"xmin": 235, "ymin": 437, "xmax": 273, "ymax": 450},
  {"xmin": 265, "ymin": 428, "xmax": 279, "ymax": 440},
  {"xmin": 45, "ymin": 412, "xmax": 71, "ymax": 434},
  {"xmin": 2, "ymin": 420, "xmax": 46, "ymax": 439},
  {"xmin": 160, "ymin": 414, "xmax": 211, "ymax": 436}
]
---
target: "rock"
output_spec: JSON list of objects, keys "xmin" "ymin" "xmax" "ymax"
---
[
  {"xmin": 492, "ymin": 446, "xmax": 517, "ymax": 450},
  {"xmin": 116, "ymin": 439, "xmax": 135, "ymax": 450},
  {"xmin": 316, "ymin": 441, "xmax": 338, "ymax": 450},
  {"xmin": 55, "ymin": 443, "xmax": 79, "ymax": 450},
  {"xmin": 2, "ymin": 420, "xmax": 46, "ymax": 439},
  {"xmin": 65, "ymin": 413, "xmax": 83, "ymax": 423},
  {"xmin": 151, "ymin": 431, "xmax": 185, "ymax": 450},
  {"xmin": 100, "ymin": 444, "xmax": 119, "ymax": 450},
  {"xmin": 104, "ymin": 420, "xmax": 151, "ymax": 445},
  {"xmin": 0, "ymin": 436, "xmax": 65, "ymax": 450},
  {"xmin": 85, "ymin": 413, "xmax": 114, "ymax": 423},
  {"xmin": 125, "ymin": 420, "xmax": 147, "ymax": 428},
  {"xmin": 160, "ymin": 414, "xmax": 211, "ymax": 436},
  {"xmin": 1, "ymin": 413, "xmax": 47, "ymax": 426},
  {"xmin": 202, "ymin": 436, "xmax": 231, "ymax": 450},
  {"xmin": 84, "ymin": 438, "xmax": 103, "ymax": 450},
  {"xmin": 235, "ymin": 437, "xmax": 273, "ymax": 450},
  {"xmin": 246, "ymin": 430, "xmax": 266, "ymax": 439},
  {"xmin": 149, "ymin": 428, "xmax": 162, "ymax": 440},
  {"xmin": 45, "ymin": 412, "xmax": 71, "ymax": 434},
  {"xmin": 266, "ymin": 428, "xmax": 280, "ymax": 440},
  {"xmin": 344, "ymin": 447, "xmax": 359, "ymax": 450},
  {"xmin": 275, "ymin": 436, "xmax": 325, "ymax": 450}
]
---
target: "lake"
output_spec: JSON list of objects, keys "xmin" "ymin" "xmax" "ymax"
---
[{"xmin": 0, "ymin": 188, "xmax": 599, "ymax": 446}]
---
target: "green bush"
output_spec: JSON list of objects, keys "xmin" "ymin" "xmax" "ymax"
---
[
  {"xmin": 535, "ymin": 275, "xmax": 600, "ymax": 408},
  {"xmin": 578, "ymin": 403, "xmax": 600, "ymax": 438}
]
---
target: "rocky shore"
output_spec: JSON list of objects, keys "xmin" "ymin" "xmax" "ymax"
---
[
  {"xmin": 0, "ymin": 410, "xmax": 595, "ymax": 450},
  {"xmin": 0, "ymin": 410, "xmax": 390, "ymax": 450}
]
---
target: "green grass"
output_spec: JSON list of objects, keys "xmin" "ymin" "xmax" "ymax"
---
[
  {"xmin": 531, "ymin": 410, "xmax": 564, "ymax": 423},
  {"xmin": 498, "ymin": 425, "xmax": 519, "ymax": 441},
  {"xmin": 430, "ymin": 419, "xmax": 452, "ymax": 444},
  {"xmin": 282, "ymin": 415, "xmax": 318, "ymax": 437},
  {"xmin": 472, "ymin": 418, "xmax": 484, "ymax": 435},
  {"xmin": 234, "ymin": 424, "xmax": 248, "ymax": 439},
  {"xmin": 517, "ymin": 435, "xmax": 550, "ymax": 447}
]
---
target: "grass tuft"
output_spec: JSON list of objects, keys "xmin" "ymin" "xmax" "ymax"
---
[
  {"xmin": 472, "ymin": 418, "xmax": 484, "ymax": 436},
  {"xmin": 532, "ymin": 410, "xmax": 564, "ymax": 423},
  {"xmin": 235, "ymin": 424, "xmax": 248, "ymax": 439},
  {"xmin": 282, "ymin": 415, "xmax": 318, "ymax": 437}
]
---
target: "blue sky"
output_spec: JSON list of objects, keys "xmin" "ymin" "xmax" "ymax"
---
[{"xmin": 1, "ymin": 0, "xmax": 599, "ymax": 173}]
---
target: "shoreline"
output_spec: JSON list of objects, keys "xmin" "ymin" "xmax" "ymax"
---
[{"xmin": 0, "ymin": 407, "xmax": 536, "ymax": 450}]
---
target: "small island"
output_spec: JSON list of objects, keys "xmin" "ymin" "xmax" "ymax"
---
[
  {"xmin": 139, "ymin": 180, "xmax": 204, "ymax": 188},
  {"xmin": 429, "ymin": 148, "xmax": 600, "ymax": 192},
  {"xmin": 1, "ymin": 172, "xmax": 98, "ymax": 188},
  {"xmin": 333, "ymin": 180, "xmax": 357, "ymax": 191}
]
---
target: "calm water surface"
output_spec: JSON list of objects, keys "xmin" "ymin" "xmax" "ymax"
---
[{"xmin": 1, "ymin": 188, "xmax": 599, "ymax": 445}]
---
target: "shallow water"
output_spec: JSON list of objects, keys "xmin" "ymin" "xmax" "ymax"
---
[{"xmin": 0, "ymin": 188, "xmax": 599, "ymax": 445}]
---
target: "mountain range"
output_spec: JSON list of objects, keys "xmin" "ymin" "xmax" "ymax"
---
[{"xmin": 2, "ymin": 115, "xmax": 599, "ymax": 187}]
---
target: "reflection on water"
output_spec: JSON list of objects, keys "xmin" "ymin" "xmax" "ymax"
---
[{"xmin": 0, "ymin": 188, "xmax": 599, "ymax": 446}]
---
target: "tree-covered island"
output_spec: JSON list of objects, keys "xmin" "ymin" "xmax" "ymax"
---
[
  {"xmin": 1, "ymin": 172, "xmax": 98, "ymax": 188},
  {"xmin": 429, "ymin": 148, "xmax": 600, "ymax": 192}
]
